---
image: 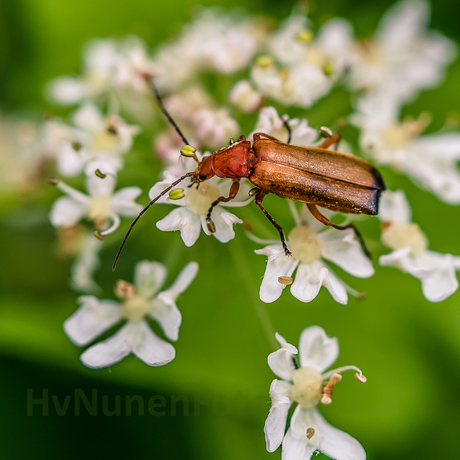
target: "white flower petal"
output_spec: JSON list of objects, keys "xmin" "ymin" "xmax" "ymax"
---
[
  {"xmin": 72, "ymin": 103, "xmax": 105, "ymax": 132},
  {"xmin": 64, "ymin": 296, "xmax": 123, "ymax": 346},
  {"xmin": 56, "ymin": 143, "xmax": 85, "ymax": 177},
  {"xmin": 415, "ymin": 251, "xmax": 459, "ymax": 302},
  {"xmin": 310, "ymin": 408, "xmax": 366, "ymax": 460},
  {"xmin": 156, "ymin": 207, "xmax": 202, "ymax": 247},
  {"xmin": 133, "ymin": 260, "xmax": 167, "ymax": 298},
  {"xmin": 111, "ymin": 186, "xmax": 143, "ymax": 217},
  {"xmin": 282, "ymin": 406, "xmax": 318, "ymax": 460},
  {"xmin": 268, "ymin": 341, "xmax": 298, "ymax": 381},
  {"xmin": 265, "ymin": 379, "xmax": 293, "ymax": 453},
  {"xmin": 46, "ymin": 76, "xmax": 87, "ymax": 105},
  {"xmin": 275, "ymin": 332, "xmax": 298, "ymax": 354},
  {"xmin": 85, "ymin": 154, "xmax": 123, "ymax": 177},
  {"xmin": 323, "ymin": 268, "xmax": 349, "ymax": 305},
  {"xmin": 49, "ymin": 196, "xmax": 87, "ymax": 228},
  {"xmin": 70, "ymin": 233, "xmax": 103, "ymax": 294},
  {"xmin": 319, "ymin": 228, "xmax": 374, "ymax": 278},
  {"xmin": 128, "ymin": 321, "xmax": 176, "ymax": 366},
  {"xmin": 210, "ymin": 210, "xmax": 243, "ymax": 243},
  {"xmin": 163, "ymin": 261, "xmax": 199, "ymax": 297},
  {"xmin": 80, "ymin": 323, "xmax": 132, "ymax": 369},
  {"xmin": 290, "ymin": 261, "xmax": 323, "ymax": 303},
  {"xmin": 379, "ymin": 190, "xmax": 412, "ymax": 224},
  {"xmin": 256, "ymin": 245, "xmax": 299, "ymax": 303},
  {"xmin": 86, "ymin": 171, "xmax": 116, "ymax": 197},
  {"xmin": 150, "ymin": 298, "xmax": 182, "ymax": 341},
  {"xmin": 298, "ymin": 325, "xmax": 339, "ymax": 372}
]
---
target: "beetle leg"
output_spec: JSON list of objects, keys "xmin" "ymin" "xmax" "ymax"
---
[
  {"xmin": 254, "ymin": 190, "xmax": 292, "ymax": 257},
  {"xmin": 205, "ymin": 179, "xmax": 240, "ymax": 233},
  {"xmin": 320, "ymin": 133, "xmax": 341, "ymax": 150},
  {"xmin": 306, "ymin": 203, "xmax": 372, "ymax": 260}
]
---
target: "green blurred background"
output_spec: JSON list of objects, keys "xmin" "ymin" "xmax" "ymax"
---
[{"xmin": 1, "ymin": 0, "xmax": 460, "ymax": 459}]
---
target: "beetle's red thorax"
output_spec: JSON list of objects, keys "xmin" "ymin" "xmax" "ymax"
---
[{"xmin": 211, "ymin": 140, "xmax": 252, "ymax": 178}]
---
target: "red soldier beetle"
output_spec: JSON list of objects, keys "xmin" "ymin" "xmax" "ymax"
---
[{"xmin": 112, "ymin": 80, "xmax": 385, "ymax": 270}]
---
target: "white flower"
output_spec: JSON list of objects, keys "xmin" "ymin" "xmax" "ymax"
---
[
  {"xmin": 149, "ymin": 170, "xmax": 251, "ymax": 247},
  {"xmin": 251, "ymin": 59, "xmax": 331, "ymax": 108},
  {"xmin": 250, "ymin": 106, "xmax": 320, "ymax": 146},
  {"xmin": 229, "ymin": 80, "xmax": 262, "ymax": 114},
  {"xmin": 378, "ymin": 190, "xmax": 460, "ymax": 302},
  {"xmin": 153, "ymin": 8, "xmax": 266, "ymax": 92},
  {"xmin": 352, "ymin": 91, "xmax": 460, "ymax": 204},
  {"xmin": 265, "ymin": 326, "xmax": 367, "ymax": 460},
  {"xmin": 46, "ymin": 39, "xmax": 121, "ymax": 105},
  {"xmin": 55, "ymin": 103, "xmax": 140, "ymax": 177},
  {"xmin": 251, "ymin": 14, "xmax": 354, "ymax": 108},
  {"xmin": 347, "ymin": 0, "xmax": 456, "ymax": 102},
  {"xmin": 192, "ymin": 108, "xmax": 240, "ymax": 150},
  {"xmin": 255, "ymin": 206, "xmax": 374, "ymax": 304},
  {"xmin": 49, "ymin": 172, "xmax": 142, "ymax": 237},
  {"xmin": 64, "ymin": 260, "xmax": 198, "ymax": 368}
]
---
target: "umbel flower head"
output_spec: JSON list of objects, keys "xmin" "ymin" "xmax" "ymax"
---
[
  {"xmin": 378, "ymin": 190, "xmax": 460, "ymax": 302},
  {"xmin": 264, "ymin": 326, "xmax": 367, "ymax": 460},
  {"xmin": 64, "ymin": 260, "xmax": 198, "ymax": 368}
]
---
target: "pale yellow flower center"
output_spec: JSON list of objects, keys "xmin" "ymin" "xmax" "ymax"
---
[
  {"xmin": 288, "ymin": 226, "xmax": 322, "ymax": 263},
  {"xmin": 381, "ymin": 124, "xmax": 413, "ymax": 149},
  {"xmin": 90, "ymin": 130, "xmax": 119, "ymax": 153},
  {"xmin": 185, "ymin": 183, "xmax": 220, "ymax": 215},
  {"xmin": 87, "ymin": 194, "xmax": 113, "ymax": 223},
  {"xmin": 122, "ymin": 293, "xmax": 150, "ymax": 322},
  {"xmin": 290, "ymin": 367, "xmax": 323, "ymax": 409},
  {"xmin": 382, "ymin": 222, "xmax": 428, "ymax": 256}
]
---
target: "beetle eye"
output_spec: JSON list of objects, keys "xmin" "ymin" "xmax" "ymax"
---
[{"xmin": 198, "ymin": 173, "xmax": 207, "ymax": 180}]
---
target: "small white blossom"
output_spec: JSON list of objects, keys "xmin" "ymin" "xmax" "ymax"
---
[
  {"xmin": 255, "ymin": 206, "xmax": 374, "ymax": 304},
  {"xmin": 250, "ymin": 106, "xmax": 320, "ymax": 146},
  {"xmin": 265, "ymin": 326, "xmax": 367, "ymax": 460},
  {"xmin": 192, "ymin": 108, "xmax": 240, "ymax": 149},
  {"xmin": 352, "ymin": 92, "xmax": 460, "ymax": 204},
  {"xmin": 229, "ymin": 80, "xmax": 262, "ymax": 114},
  {"xmin": 46, "ymin": 39, "xmax": 121, "ymax": 105},
  {"xmin": 149, "ymin": 169, "xmax": 251, "ymax": 247},
  {"xmin": 64, "ymin": 260, "xmax": 198, "ymax": 368},
  {"xmin": 56, "ymin": 103, "xmax": 140, "ymax": 177},
  {"xmin": 49, "ymin": 172, "xmax": 142, "ymax": 237},
  {"xmin": 153, "ymin": 9, "xmax": 266, "ymax": 92},
  {"xmin": 251, "ymin": 14, "xmax": 354, "ymax": 107},
  {"xmin": 347, "ymin": 0, "xmax": 456, "ymax": 102},
  {"xmin": 378, "ymin": 190, "xmax": 460, "ymax": 302}
]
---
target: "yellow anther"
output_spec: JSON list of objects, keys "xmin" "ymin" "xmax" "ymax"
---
[
  {"xmin": 296, "ymin": 29, "xmax": 314, "ymax": 43},
  {"xmin": 169, "ymin": 188, "xmax": 185, "ymax": 200},
  {"xmin": 355, "ymin": 373, "xmax": 367, "ymax": 383},
  {"xmin": 278, "ymin": 276, "xmax": 293, "ymax": 286},
  {"xmin": 180, "ymin": 145, "xmax": 197, "ymax": 157},
  {"xmin": 319, "ymin": 126, "xmax": 333, "ymax": 138},
  {"xmin": 95, "ymin": 169, "xmax": 107, "ymax": 179},
  {"xmin": 255, "ymin": 55, "xmax": 275, "ymax": 67}
]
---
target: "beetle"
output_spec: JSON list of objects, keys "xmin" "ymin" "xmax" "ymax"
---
[{"xmin": 112, "ymin": 81, "xmax": 385, "ymax": 270}]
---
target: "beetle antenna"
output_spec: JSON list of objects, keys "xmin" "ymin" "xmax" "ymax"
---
[
  {"xmin": 147, "ymin": 78, "xmax": 190, "ymax": 147},
  {"xmin": 112, "ymin": 171, "xmax": 196, "ymax": 271},
  {"xmin": 281, "ymin": 115, "xmax": 292, "ymax": 144}
]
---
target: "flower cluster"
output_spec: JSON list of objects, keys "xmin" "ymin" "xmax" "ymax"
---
[{"xmin": 7, "ymin": 1, "xmax": 456, "ymax": 459}]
